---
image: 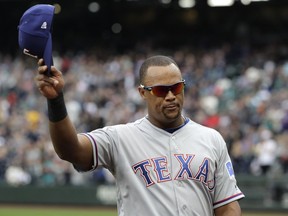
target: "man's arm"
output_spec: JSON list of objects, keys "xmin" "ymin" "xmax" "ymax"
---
[
  {"xmin": 49, "ymin": 118, "xmax": 94, "ymax": 171},
  {"xmin": 214, "ymin": 201, "xmax": 242, "ymax": 216},
  {"xmin": 36, "ymin": 59, "xmax": 94, "ymax": 171}
]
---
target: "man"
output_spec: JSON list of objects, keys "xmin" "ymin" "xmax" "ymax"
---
[{"xmin": 35, "ymin": 55, "xmax": 244, "ymax": 215}]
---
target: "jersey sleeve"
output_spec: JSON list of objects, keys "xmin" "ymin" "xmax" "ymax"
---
[
  {"xmin": 78, "ymin": 126, "xmax": 117, "ymax": 173},
  {"xmin": 212, "ymin": 131, "xmax": 245, "ymax": 209}
]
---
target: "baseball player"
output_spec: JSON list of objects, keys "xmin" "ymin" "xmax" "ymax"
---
[{"xmin": 35, "ymin": 55, "xmax": 244, "ymax": 215}]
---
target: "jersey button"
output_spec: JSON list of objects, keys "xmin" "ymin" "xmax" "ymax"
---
[{"xmin": 182, "ymin": 205, "xmax": 187, "ymax": 210}]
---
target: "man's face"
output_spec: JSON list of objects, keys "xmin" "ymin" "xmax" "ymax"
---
[{"xmin": 138, "ymin": 64, "xmax": 184, "ymax": 129}]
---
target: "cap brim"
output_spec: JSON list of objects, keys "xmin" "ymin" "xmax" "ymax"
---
[{"xmin": 43, "ymin": 33, "xmax": 53, "ymax": 76}]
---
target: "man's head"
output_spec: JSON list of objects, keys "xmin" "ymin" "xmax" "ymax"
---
[
  {"xmin": 138, "ymin": 55, "xmax": 185, "ymax": 129},
  {"xmin": 139, "ymin": 55, "xmax": 179, "ymax": 84}
]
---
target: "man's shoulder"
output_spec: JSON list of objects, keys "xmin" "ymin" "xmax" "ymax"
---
[
  {"xmin": 106, "ymin": 117, "xmax": 147, "ymax": 131},
  {"xmin": 185, "ymin": 118, "xmax": 221, "ymax": 136}
]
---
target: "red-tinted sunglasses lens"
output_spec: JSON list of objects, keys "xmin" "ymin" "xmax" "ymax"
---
[{"xmin": 151, "ymin": 82, "xmax": 185, "ymax": 97}]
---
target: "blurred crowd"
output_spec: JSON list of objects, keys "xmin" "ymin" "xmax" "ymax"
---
[{"xmin": 0, "ymin": 42, "xmax": 288, "ymax": 187}]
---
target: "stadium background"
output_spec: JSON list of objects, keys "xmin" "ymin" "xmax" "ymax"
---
[{"xmin": 1, "ymin": 0, "xmax": 288, "ymax": 215}]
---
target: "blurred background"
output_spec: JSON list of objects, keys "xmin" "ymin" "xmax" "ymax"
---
[{"xmin": 1, "ymin": 0, "xmax": 288, "ymax": 213}]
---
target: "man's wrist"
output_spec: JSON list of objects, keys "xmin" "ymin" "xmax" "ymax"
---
[{"xmin": 47, "ymin": 92, "xmax": 67, "ymax": 122}]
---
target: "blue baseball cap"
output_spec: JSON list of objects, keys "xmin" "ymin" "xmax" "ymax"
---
[{"xmin": 18, "ymin": 4, "xmax": 55, "ymax": 75}]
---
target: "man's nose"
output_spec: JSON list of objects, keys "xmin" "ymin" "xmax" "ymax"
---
[{"xmin": 165, "ymin": 90, "xmax": 176, "ymax": 99}]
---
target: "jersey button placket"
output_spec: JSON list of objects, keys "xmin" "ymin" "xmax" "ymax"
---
[
  {"xmin": 171, "ymin": 135, "xmax": 184, "ymax": 215},
  {"xmin": 169, "ymin": 135, "xmax": 179, "ymax": 215},
  {"xmin": 172, "ymin": 136, "xmax": 180, "ymax": 153},
  {"xmin": 171, "ymin": 135, "xmax": 189, "ymax": 216}
]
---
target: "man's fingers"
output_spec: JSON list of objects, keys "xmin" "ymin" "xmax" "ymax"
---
[
  {"xmin": 36, "ymin": 75, "xmax": 58, "ymax": 87},
  {"xmin": 50, "ymin": 66, "xmax": 62, "ymax": 76},
  {"xmin": 38, "ymin": 65, "xmax": 48, "ymax": 75},
  {"xmin": 38, "ymin": 58, "xmax": 45, "ymax": 66},
  {"xmin": 36, "ymin": 80, "xmax": 51, "ymax": 90},
  {"xmin": 50, "ymin": 77, "xmax": 59, "ymax": 86}
]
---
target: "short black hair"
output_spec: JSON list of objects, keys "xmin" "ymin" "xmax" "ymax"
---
[{"xmin": 139, "ymin": 55, "xmax": 179, "ymax": 84}]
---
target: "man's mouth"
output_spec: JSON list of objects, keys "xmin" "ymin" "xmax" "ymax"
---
[{"xmin": 164, "ymin": 104, "xmax": 178, "ymax": 110}]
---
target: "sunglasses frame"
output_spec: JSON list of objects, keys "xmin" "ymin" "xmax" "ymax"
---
[{"xmin": 140, "ymin": 80, "xmax": 186, "ymax": 97}]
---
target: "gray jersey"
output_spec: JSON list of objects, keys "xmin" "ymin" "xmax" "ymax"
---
[{"xmin": 82, "ymin": 117, "xmax": 244, "ymax": 216}]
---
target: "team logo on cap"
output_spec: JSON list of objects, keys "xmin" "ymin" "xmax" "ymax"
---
[
  {"xmin": 41, "ymin": 22, "xmax": 47, "ymax": 29},
  {"xmin": 23, "ymin": 49, "xmax": 38, "ymax": 58}
]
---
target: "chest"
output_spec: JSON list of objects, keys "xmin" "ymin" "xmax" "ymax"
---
[{"xmin": 115, "ymin": 130, "xmax": 219, "ymax": 188}]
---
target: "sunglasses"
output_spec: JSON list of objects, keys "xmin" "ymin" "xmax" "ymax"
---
[{"xmin": 140, "ymin": 80, "xmax": 185, "ymax": 97}]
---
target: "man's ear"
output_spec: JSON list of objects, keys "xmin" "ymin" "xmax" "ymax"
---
[{"xmin": 138, "ymin": 86, "xmax": 147, "ymax": 99}]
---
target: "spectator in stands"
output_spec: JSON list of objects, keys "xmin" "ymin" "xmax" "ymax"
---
[
  {"xmin": 1, "ymin": 42, "xmax": 288, "ymax": 186},
  {"xmin": 251, "ymin": 128, "xmax": 279, "ymax": 175}
]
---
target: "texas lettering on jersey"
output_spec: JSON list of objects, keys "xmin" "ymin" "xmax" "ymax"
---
[{"xmin": 132, "ymin": 154, "xmax": 216, "ymax": 191}]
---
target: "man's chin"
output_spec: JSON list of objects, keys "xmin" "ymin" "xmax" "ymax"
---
[{"xmin": 164, "ymin": 111, "xmax": 181, "ymax": 121}]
